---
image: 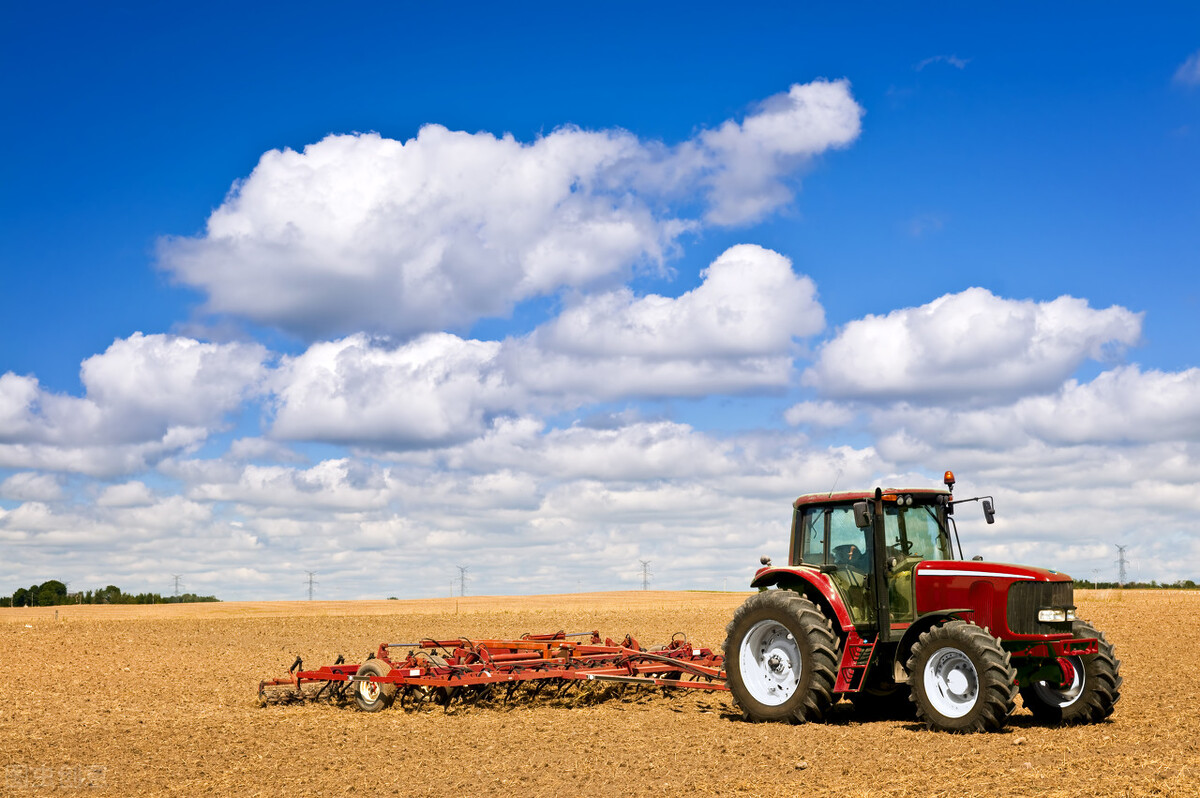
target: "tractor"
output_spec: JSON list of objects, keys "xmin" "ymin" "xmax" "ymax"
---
[{"xmin": 724, "ymin": 470, "xmax": 1122, "ymax": 732}]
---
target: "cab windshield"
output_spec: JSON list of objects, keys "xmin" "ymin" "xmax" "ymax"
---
[{"xmin": 882, "ymin": 503, "xmax": 953, "ymax": 562}]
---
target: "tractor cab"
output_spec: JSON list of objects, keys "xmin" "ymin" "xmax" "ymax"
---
[{"xmin": 789, "ymin": 484, "xmax": 954, "ymax": 632}]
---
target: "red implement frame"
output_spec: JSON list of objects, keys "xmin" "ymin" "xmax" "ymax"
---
[{"xmin": 259, "ymin": 630, "xmax": 727, "ymax": 709}]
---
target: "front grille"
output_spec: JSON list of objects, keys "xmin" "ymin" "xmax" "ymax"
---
[{"xmin": 1006, "ymin": 580, "xmax": 1074, "ymax": 635}]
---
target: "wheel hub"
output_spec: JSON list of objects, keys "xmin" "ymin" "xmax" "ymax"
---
[
  {"xmin": 923, "ymin": 647, "xmax": 979, "ymax": 719},
  {"xmin": 739, "ymin": 619, "xmax": 803, "ymax": 706}
]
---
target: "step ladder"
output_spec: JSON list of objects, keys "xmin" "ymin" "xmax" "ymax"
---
[{"xmin": 834, "ymin": 629, "xmax": 875, "ymax": 693}]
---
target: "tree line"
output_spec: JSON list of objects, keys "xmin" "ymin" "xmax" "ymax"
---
[
  {"xmin": 1, "ymin": 580, "xmax": 219, "ymax": 607},
  {"xmin": 1087, "ymin": 580, "xmax": 1197, "ymax": 590}
]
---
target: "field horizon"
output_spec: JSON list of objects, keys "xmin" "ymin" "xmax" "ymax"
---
[{"xmin": 2, "ymin": 589, "xmax": 1195, "ymax": 796}]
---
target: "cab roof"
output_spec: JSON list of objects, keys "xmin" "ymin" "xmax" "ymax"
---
[{"xmin": 793, "ymin": 487, "xmax": 951, "ymax": 509}]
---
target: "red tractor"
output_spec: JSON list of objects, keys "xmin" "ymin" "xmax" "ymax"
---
[{"xmin": 724, "ymin": 471, "xmax": 1122, "ymax": 732}]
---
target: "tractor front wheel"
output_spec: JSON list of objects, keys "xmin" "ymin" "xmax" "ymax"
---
[
  {"xmin": 907, "ymin": 621, "xmax": 1017, "ymax": 732},
  {"xmin": 354, "ymin": 659, "xmax": 397, "ymax": 712},
  {"xmin": 723, "ymin": 590, "xmax": 838, "ymax": 723},
  {"xmin": 1019, "ymin": 619, "xmax": 1122, "ymax": 724}
]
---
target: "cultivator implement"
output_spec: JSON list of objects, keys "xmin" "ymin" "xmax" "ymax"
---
[{"xmin": 259, "ymin": 630, "xmax": 727, "ymax": 712}]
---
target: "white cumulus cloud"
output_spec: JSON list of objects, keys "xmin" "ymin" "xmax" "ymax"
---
[
  {"xmin": 270, "ymin": 333, "xmax": 513, "ymax": 447},
  {"xmin": 804, "ymin": 287, "xmax": 1142, "ymax": 403},
  {"xmin": 530, "ymin": 244, "xmax": 823, "ymax": 358},
  {"xmin": 158, "ymin": 81, "xmax": 861, "ymax": 340},
  {"xmin": 0, "ymin": 472, "xmax": 63, "ymax": 502},
  {"xmin": 0, "ymin": 333, "xmax": 269, "ymax": 476},
  {"xmin": 784, "ymin": 400, "xmax": 857, "ymax": 428},
  {"xmin": 268, "ymin": 246, "xmax": 824, "ymax": 445}
]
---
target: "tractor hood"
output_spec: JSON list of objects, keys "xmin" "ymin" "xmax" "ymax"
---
[{"xmin": 913, "ymin": 560, "xmax": 1073, "ymax": 583}]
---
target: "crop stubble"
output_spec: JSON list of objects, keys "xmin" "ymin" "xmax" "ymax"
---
[{"xmin": 1, "ymin": 590, "xmax": 1196, "ymax": 797}]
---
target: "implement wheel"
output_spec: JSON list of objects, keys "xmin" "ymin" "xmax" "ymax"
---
[
  {"xmin": 354, "ymin": 659, "xmax": 397, "ymax": 712},
  {"xmin": 1020, "ymin": 619, "xmax": 1122, "ymax": 724},
  {"xmin": 723, "ymin": 590, "xmax": 838, "ymax": 723},
  {"xmin": 907, "ymin": 621, "xmax": 1017, "ymax": 732}
]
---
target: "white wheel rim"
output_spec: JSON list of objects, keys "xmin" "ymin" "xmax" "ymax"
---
[
  {"xmin": 359, "ymin": 679, "xmax": 380, "ymax": 703},
  {"xmin": 923, "ymin": 647, "xmax": 979, "ymax": 718},
  {"xmin": 739, "ymin": 619, "xmax": 802, "ymax": 706},
  {"xmin": 1031, "ymin": 656, "xmax": 1085, "ymax": 707}
]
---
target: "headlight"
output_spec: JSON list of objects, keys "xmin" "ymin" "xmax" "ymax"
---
[
  {"xmin": 1037, "ymin": 608, "xmax": 1067, "ymax": 623},
  {"xmin": 1066, "ymin": 608, "xmax": 1077, "ymax": 621}
]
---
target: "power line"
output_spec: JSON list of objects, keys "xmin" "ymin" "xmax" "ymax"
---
[
  {"xmin": 639, "ymin": 560, "xmax": 652, "ymax": 591},
  {"xmin": 305, "ymin": 571, "xmax": 318, "ymax": 601}
]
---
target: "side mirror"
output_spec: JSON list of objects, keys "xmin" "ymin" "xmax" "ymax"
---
[
  {"xmin": 983, "ymin": 499, "xmax": 995, "ymax": 524},
  {"xmin": 853, "ymin": 501, "xmax": 873, "ymax": 529}
]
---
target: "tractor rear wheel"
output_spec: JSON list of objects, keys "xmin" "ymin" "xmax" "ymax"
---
[
  {"xmin": 723, "ymin": 590, "xmax": 838, "ymax": 723},
  {"xmin": 354, "ymin": 658, "xmax": 397, "ymax": 712},
  {"xmin": 1019, "ymin": 619, "xmax": 1122, "ymax": 724},
  {"xmin": 907, "ymin": 621, "xmax": 1017, "ymax": 732}
]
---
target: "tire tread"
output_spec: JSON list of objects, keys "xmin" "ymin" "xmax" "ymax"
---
[
  {"xmin": 723, "ymin": 590, "xmax": 839, "ymax": 723},
  {"xmin": 1020, "ymin": 619, "xmax": 1121, "ymax": 724},
  {"xmin": 907, "ymin": 620, "xmax": 1017, "ymax": 733}
]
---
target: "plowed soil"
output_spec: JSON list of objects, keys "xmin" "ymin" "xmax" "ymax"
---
[{"xmin": 2, "ymin": 590, "xmax": 1196, "ymax": 796}]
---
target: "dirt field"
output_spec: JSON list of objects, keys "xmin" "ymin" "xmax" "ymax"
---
[{"xmin": 1, "ymin": 589, "xmax": 1196, "ymax": 797}]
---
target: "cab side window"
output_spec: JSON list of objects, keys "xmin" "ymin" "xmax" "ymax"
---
[{"xmin": 799, "ymin": 508, "xmax": 826, "ymax": 565}]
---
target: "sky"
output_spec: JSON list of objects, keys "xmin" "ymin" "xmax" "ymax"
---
[{"xmin": 2, "ymin": 3, "xmax": 1198, "ymax": 600}]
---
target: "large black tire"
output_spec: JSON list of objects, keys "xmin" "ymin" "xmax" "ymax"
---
[
  {"xmin": 723, "ymin": 590, "xmax": 838, "ymax": 723},
  {"xmin": 907, "ymin": 621, "xmax": 1017, "ymax": 732},
  {"xmin": 354, "ymin": 659, "xmax": 397, "ymax": 712},
  {"xmin": 1019, "ymin": 619, "xmax": 1122, "ymax": 724}
]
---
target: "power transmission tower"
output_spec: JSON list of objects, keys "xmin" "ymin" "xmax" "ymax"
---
[
  {"xmin": 172, "ymin": 575, "xmax": 182, "ymax": 599},
  {"xmin": 305, "ymin": 571, "xmax": 318, "ymax": 601},
  {"xmin": 1115, "ymin": 546, "xmax": 1128, "ymax": 587},
  {"xmin": 639, "ymin": 560, "xmax": 652, "ymax": 591},
  {"xmin": 456, "ymin": 565, "xmax": 469, "ymax": 597}
]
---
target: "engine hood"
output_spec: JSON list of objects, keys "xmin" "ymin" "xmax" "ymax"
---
[{"xmin": 913, "ymin": 560, "xmax": 1072, "ymax": 583}]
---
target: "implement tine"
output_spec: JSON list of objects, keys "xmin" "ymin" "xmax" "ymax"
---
[{"xmin": 259, "ymin": 629, "xmax": 727, "ymax": 713}]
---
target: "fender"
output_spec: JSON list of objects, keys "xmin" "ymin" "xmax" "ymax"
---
[
  {"xmin": 890, "ymin": 609, "xmax": 974, "ymax": 681},
  {"xmin": 749, "ymin": 566, "xmax": 856, "ymax": 633}
]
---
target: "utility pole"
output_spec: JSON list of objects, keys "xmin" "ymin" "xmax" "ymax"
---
[
  {"xmin": 456, "ymin": 565, "xmax": 469, "ymax": 597},
  {"xmin": 639, "ymin": 560, "xmax": 652, "ymax": 591},
  {"xmin": 1091, "ymin": 568, "xmax": 1101, "ymax": 590},
  {"xmin": 1115, "ymin": 546, "xmax": 1128, "ymax": 588},
  {"xmin": 305, "ymin": 571, "xmax": 317, "ymax": 601}
]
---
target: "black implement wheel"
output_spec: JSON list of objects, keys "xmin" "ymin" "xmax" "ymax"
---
[
  {"xmin": 907, "ymin": 621, "xmax": 1017, "ymax": 732},
  {"xmin": 1019, "ymin": 619, "xmax": 1122, "ymax": 724},
  {"xmin": 354, "ymin": 659, "xmax": 397, "ymax": 712},
  {"xmin": 723, "ymin": 590, "xmax": 838, "ymax": 723}
]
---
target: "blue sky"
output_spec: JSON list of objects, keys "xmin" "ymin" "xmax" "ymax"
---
[{"xmin": 2, "ymin": 4, "xmax": 1198, "ymax": 599}]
